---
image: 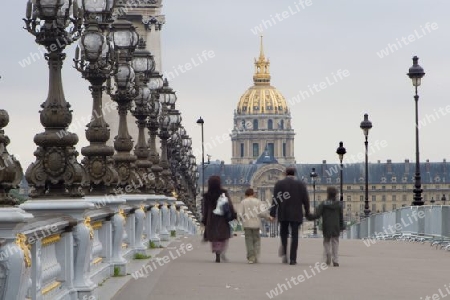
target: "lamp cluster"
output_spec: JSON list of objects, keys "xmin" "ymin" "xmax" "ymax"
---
[{"xmin": 22, "ymin": 0, "xmax": 199, "ymax": 213}]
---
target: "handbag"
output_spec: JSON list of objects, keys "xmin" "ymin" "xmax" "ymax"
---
[{"xmin": 222, "ymin": 201, "xmax": 235, "ymax": 222}]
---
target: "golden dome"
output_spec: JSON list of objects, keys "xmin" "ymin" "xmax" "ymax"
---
[{"xmin": 237, "ymin": 36, "xmax": 289, "ymax": 115}]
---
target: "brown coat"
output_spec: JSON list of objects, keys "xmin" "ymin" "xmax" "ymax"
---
[{"xmin": 202, "ymin": 190, "xmax": 236, "ymax": 242}]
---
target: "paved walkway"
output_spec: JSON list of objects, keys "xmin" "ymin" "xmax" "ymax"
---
[{"xmin": 99, "ymin": 234, "xmax": 449, "ymax": 300}]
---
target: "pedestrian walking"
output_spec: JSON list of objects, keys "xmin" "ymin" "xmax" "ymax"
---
[
  {"xmin": 270, "ymin": 167, "xmax": 310, "ymax": 265},
  {"xmin": 202, "ymin": 175, "xmax": 237, "ymax": 263},
  {"xmin": 306, "ymin": 186, "xmax": 345, "ymax": 267},
  {"xmin": 238, "ymin": 188, "xmax": 270, "ymax": 264}
]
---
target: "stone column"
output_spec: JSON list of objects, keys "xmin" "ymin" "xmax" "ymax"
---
[
  {"xmin": 159, "ymin": 202, "xmax": 170, "ymax": 241},
  {"xmin": 0, "ymin": 208, "xmax": 33, "ymax": 300},
  {"xmin": 73, "ymin": 217, "xmax": 96, "ymax": 296},
  {"xmin": 150, "ymin": 204, "xmax": 161, "ymax": 247}
]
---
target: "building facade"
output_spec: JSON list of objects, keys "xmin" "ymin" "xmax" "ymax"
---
[{"xmin": 200, "ymin": 39, "xmax": 450, "ymax": 224}]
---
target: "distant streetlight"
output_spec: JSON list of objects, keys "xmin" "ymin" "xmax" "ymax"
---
[
  {"xmin": 407, "ymin": 56, "xmax": 425, "ymax": 206},
  {"xmin": 336, "ymin": 142, "xmax": 346, "ymax": 202},
  {"xmin": 360, "ymin": 114, "xmax": 372, "ymax": 217},
  {"xmin": 310, "ymin": 167, "xmax": 318, "ymax": 236},
  {"xmin": 196, "ymin": 117, "xmax": 205, "ymax": 197}
]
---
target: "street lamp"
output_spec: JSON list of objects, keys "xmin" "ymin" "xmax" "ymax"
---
[
  {"xmin": 196, "ymin": 117, "xmax": 205, "ymax": 197},
  {"xmin": 360, "ymin": 114, "xmax": 372, "ymax": 217},
  {"xmin": 23, "ymin": 0, "xmax": 85, "ymax": 197},
  {"xmin": 310, "ymin": 167, "xmax": 318, "ymax": 236},
  {"xmin": 407, "ymin": 56, "xmax": 425, "ymax": 206},
  {"xmin": 336, "ymin": 142, "xmax": 346, "ymax": 202}
]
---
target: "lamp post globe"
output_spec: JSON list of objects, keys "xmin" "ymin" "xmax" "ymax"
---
[
  {"xmin": 360, "ymin": 113, "xmax": 372, "ymax": 217},
  {"xmin": 407, "ymin": 56, "xmax": 425, "ymax": 206}
]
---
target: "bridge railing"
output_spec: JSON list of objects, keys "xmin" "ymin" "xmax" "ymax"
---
[
  {"xmin": 346, "ymin": 205, "xmax": 450, "ymax": 240},
  {"xmin": 0, "ymin": 195, "xmax": 200, "ymax": 300}
]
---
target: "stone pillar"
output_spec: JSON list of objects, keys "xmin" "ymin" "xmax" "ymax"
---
[
  {"xmin": 0, "ymin": 208, "xmax": 33, "ymax": 300},
  {"xmin": 134, "ymin": 207, "xmax": 146, "ymax": 253},
  {"xmin": 150, "ymin": 205, "xmax": 161, "ymax": 247},
  {"xmin": 73, "ymin": 217, "xmax": 96, "ymax": 296},
  {"xmin": 111, "ymin": 210, "xmax": 127, "ymax": 275},
  {"xmin": 170, "ymin": 204, "xmax": 177, "ymax": 235},
  {"xmin": 159, "ymin": 202, "xmax": 170, "ymax": 241}
]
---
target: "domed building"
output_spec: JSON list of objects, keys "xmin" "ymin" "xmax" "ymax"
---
[
  {"xmin": 231, "ymin": 38, "xmax": 295, "ymax": 165},
  {"xmin": 199, "ymin": 39, "xmax": 450, "ymax": 231}
]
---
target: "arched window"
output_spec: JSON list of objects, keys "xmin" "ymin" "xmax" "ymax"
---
[
  {"xmin": 279, "ymin": 120, "xmax": 284, "ymax": 129},
  {"xmin": 268, "ymin": 119, "xmax": 273, "ymax": 130},
  {"xmin": 253, "ymin": 119, "xmax": 258, "ymax": 130}
]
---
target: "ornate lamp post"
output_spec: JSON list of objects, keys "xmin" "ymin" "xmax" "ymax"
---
[
  {"xmin": 131, "ymin": 41, "xmax": 156, "ymax": 193},
  {"xmin": 147, "ymin": 71, "xmax": 164, "ymax": 194},
  {"xmin": 196, "ymin": 116, "xmax": 205, "ymax": 197},
  {"xmin": 74, "ymin": 0, "xmax": 118, "ymax": 195},
  {"xmin": 407, "ymin": 56, "xmax": 425, "ymax": 206},
  {"xmin": 23, "ymin": 0, "xmax": 85, "ymax": 197},
  {"xmin": 336, "ymin": 142, "xmax": 346, "ymax": 202},
  {"xmin": 158, "ymin": 79, "xmax": 178, "ymax": 196},
  {"xmin": 107, "ymin": 18, "xmax": 140, "ymax": 191},
  {"xmin": 310, "ymin": 167, "xmax": 318, "ymax": 236},
  {"xmin": 360, "ymin": 113, "xmax": 372, "ymax": 217}
]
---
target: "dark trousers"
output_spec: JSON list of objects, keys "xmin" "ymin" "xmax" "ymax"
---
[{"xmin": 279, "ymin": 221, "xmax": 301, "ymax": 262}]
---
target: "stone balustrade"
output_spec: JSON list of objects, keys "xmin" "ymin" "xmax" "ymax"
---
[
  {"xmin": 347, "ymin": 205, "xmax": 450, "ymax": 239},
  {"xmin": 0, "ymin": 195, "xmax": 199, "ymax": 300}
]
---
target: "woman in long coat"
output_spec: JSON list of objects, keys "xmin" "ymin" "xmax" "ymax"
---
[{"xmin": 202, "ymin": 176, "xmax": 236, "ymax": 263}]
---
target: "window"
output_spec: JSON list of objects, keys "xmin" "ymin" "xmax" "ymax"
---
[
  {"xmin": 372, "ymin": 186, "xmax": 376, "ymax": 190},
  {"xmin": 392, "ymin": 204, "xmax": 397, "ymax": 210},
  {"xmin": 360, "ymin": 204, "xmax": 364, "ymax": 211},
  {"xmin": 252, "ymin": 143, "xmax": 259, "ymax": 157},
  {"xmin": 268, "ymin": 119, "xmax": 273, "ymax": 130},
  {"xmin": 372, "ymin": 204, "xmax": 376, "ymax": 212},
  {"xmin": 347, "ymin": 195, "xmax": 351, "ymax": 202},
  {"xmin": 360, "ymin": 186, "xmax": 364, "ymax": 190},
  {"xmin": 240, "ymin": 143, "xmax": 244, "ymax": 157},
  {"xmin": 360, "ymin": 195, "xmax": 364, "ymax": 201},
  {"xmin": 253, "ymin": 119, "xmax": 258, "ymax": 130},
  {"xmin": 382, "ymin": 195, "xmax": 386, "ymax": 202},
  {"xmin": 279, "ymin": 120, "xmax": 284, "ymax": 129},
  {"xmin": 268, "ymin": 143, "xmax": 274, "ymax": 156},
  {"xmin": 403, "ymin": 185, "xmax": 407, "ymax": 190},
  {"xmin": 392, "ymin": 185, "xmax": 396, "ymax": 190},
  {"xmin": 283, "ymin": 143, "xmax": 286, "ymax": 157},
  {"xmin": 382, "ymin": 186, "xmax": 386, "ymax": 190},
  {"xmin": 347, "ymin": 186, "xmax": 351, "ymax": 190},
  {"xmin": 392, "ymin": 195, "xmax": 396, "ymax": 202},
  {"xmin": 382, "ymin": 204, "xmax": 386, "ymax": 212},
  {"xmin": 372, "ymin": 195, "xmax": 376, "ymax": 202},
  {"xmin": 402, "ymin": 195, "xmax": 407, "ymax": 201}
]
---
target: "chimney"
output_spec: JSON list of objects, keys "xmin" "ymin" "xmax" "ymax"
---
[{"xmin": 387, "ymin": 159, "xmax": 392, "ymax": 173}]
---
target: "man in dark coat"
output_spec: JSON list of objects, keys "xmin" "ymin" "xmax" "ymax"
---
[
  {"xmin": 307, "ymin": 186, "xmax": 345, "ymax": 266},
  {"xmin": 270, "ymin": 167, "xmax": 310, "ymax": 265}
]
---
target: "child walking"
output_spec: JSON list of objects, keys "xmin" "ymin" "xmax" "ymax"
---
[
  {"xmin": 307, "ymin": 186, "xmax": 345, "ymax": 266},
  {"xmin": 238, "ymin": 188, "xmax": 270, "ymax": 264}
]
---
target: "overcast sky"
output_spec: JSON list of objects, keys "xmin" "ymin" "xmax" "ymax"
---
[{"xmin": 1, "ymin": 0, "xmax": 450, "ymax": 169}]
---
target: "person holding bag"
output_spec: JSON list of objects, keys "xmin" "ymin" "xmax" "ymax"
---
[{"xmin": 202, "ymin": 175, "xmax": 237, "ymax": 263}]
